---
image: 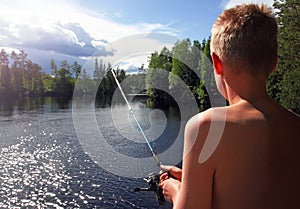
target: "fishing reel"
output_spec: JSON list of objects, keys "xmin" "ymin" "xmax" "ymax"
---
[{"xmin": 134, "ymin": 172, "xmax": 165, "ymax": 205}]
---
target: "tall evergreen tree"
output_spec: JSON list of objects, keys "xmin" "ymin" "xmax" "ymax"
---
[
  {"xmin": 268, "ymin": 0, "xmax": 300, "ymax": 113},
  {"xmin": 0, "ymin": 49, "xmax": 9, "ymax": 67},
  {"xmin": 146, "ymin": 48, "xmax": 173, "ymax": 107},
  {"xmin": 93, "ymin": 58, "xmax": 106, "ymax": 80},
  {"xmin": 169, "ymin": 39, "xmax": 191, "ymax": 90},
  {"xmin": 0, "ymin": 49, "xmax": 12, "ymax": 94},
  {"xmin": 71, "ymin": 61, "xmax": 82, "ymax": 79},
  {"xmin": 25, "ymin": 60, "xmax": 44, "ymax": 94},
  {"xmin": 10, "ymin": 51, "xmax": 23, "ymax": 93},
  {"xmin": 194, "ymin": 38, "xmax": 214, "ymax": 110},
  {"xmin": 50, "ymin": 58, "xmax": 58, "ymax": 78}
]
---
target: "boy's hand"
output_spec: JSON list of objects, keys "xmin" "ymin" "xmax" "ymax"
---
[
  {"xmin": 160, "ymin": 177, "xmax": 181, "ymax": 203},
  {"xmin": 160, "ymin": 164, "xmax": 182, "ymax": 181},
  {"xmin": 159, "ymin": 165, "xmax": 182, "ymax": 203}
]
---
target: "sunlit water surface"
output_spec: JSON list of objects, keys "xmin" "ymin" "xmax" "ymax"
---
[{"xmin": 0, "ymin": 97, "xmax": 180, "ymax": 208}]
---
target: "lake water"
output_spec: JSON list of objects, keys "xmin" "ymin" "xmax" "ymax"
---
[{"xmin": 0, "ymin": 96, "xmax": 189, "ymax": 208}]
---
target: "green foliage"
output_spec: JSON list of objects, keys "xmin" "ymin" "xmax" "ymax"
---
[
  {"xmin": 97, "ymin": 69, "xmax": 126, "ymax": 96},
  {"xmin": 268, "ymin": 0, "xmax": 300, "ymax": 113},
  {"xmin": 49, "ymin": 60, "xmax": 74, "ymax": 96},
  {"xmin": 0, "ymin": 51, "xmax": 83, "ymax": 97},
  {"xmin": 24, "ymin": 60, "xmax": 44, "ymax": 94},
  {"xmin": 193, "ymin": 80, "xmax": 209, "ymax": 110},
  {"xmin": 169, "ymin": 39, "xmax": 192, "ymax": 90},
  {"xmin": 146, "ymin": 68, "xmax": 171, "ymax": 107},
  {"xmin": 50, "ymin": 58, "xmax": 58, "ymax": 77},
  {"xmin": 145, "ymin": 38, "xmax": 215, "ymax": 109},
  {"xmin": 170, "ymin": 39, "xmax": 193, "ymax": 103},
  {"xmin": 121, "ymin": 73, "xmax": 146, "ymax": 94},
  {"xmin": 42, "ymin": 74, "xmax": 54, "ymax": 93},
  {"xmin": 0, "ymin": 65, "xmax": 12, "ymax": 94},
  {"xmin": 197, "ymin": 37, "xmax": 214, "ymax": 110},
  {"xmin": 146, "ymin": 48, "xmax": 174, "ymax": 107},
  {"xmin": 74, "ymin": 69, "xmax": 93, "ymax": 94},
  {"xmin": 0, "ymin": 49, "xmax": 44, "ymax": 96},
  {"xmin": 93, "ymin": 58, "xmax": 106, "ymax": 80},
  {"xmin": 71, "ymin": 61, "xmax": 82, "ymax": 78},
  {"xmin": 280, "ymin": 69, "xmax": 300, "ymax": 111}
]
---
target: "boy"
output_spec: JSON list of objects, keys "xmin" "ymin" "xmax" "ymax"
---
[{"xmin": 160, "ymin": 4, "xmax": 300, "ymax": 209}]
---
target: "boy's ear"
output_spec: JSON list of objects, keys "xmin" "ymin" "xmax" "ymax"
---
[{"xmin": 211, "ymin": 52, "xmax": 223, "ymax": 75}]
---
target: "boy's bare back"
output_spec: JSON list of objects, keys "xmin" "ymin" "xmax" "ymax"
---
[{"xmin": 209, "ymin": 99, "xmax": 300, "ymax": 209}]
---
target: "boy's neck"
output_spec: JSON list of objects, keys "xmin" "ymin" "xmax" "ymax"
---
[{"xmin": 224, "ymin": 71, "xmax": 270, "ymax": 106}]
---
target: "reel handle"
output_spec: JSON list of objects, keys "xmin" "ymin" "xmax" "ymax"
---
[{"xmin": 134, "ymin": 173, "xmax": 165, "ymax": 205}]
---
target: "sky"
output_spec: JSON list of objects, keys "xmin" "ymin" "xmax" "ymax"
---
[{"xmin": 0, "ymin": 0, "xmax": 274, "ymax": 73}]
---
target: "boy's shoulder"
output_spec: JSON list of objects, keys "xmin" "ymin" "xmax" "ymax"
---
[
  {"xmin": 188, "ymin": 106, "xmax": 228, "ymax": 125},
  {"xmin": 186, "ymin": 102, "xmax": 300, "ymax": 137},
  {"xmin": 187, "ymin": 106, "xmax": 237, "ymax": 132}
]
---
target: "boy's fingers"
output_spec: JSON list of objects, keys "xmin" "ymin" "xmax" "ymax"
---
[
  {"xmin": 160, "ymin": 164, "xmax": 173, "ymax": 171},
  {"xmin": 160, "ymin": 173, "xmax": 169, "ymax": 181},
  {"xmin": 160, "ymin": 171, "xmax": 168, "ymax": 178},
  {"xmin": 161, "ymin": 165, "xmax": 181, "ymax": 174}
]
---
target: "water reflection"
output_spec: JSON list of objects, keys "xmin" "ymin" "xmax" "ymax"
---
[
  {"xmin": 0, "ymin": 95, "xmax": 176, "ymax": 208},
  {"xmin": 0, "ymin": 96, "xmax": 72, "ymax": 115},
  {"xmin": 0, "ymin": 94, "xmax": 177, "ymax": 115}
]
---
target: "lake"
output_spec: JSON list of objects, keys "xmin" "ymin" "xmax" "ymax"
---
[{"xmin": 0, "ymin": 96, "xmax": 189, "ymax": 208}]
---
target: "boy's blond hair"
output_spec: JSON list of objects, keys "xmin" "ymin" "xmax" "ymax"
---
[{"xmin": 211, "ymin": 4, "xmax": 278, "ymax": 74}]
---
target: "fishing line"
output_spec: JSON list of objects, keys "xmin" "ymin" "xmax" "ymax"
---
[{"xmin": 111, "ymin": 69, "xmax": 161, "ymax": 167}]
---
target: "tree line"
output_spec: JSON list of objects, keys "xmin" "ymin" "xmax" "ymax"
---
[
  {"xmin": 0, "ymin": 38, "xmax": 215, "ymax": 111},
  {"xmin": 0, "ymin": 49, "xmax": 126, "ymax": 99},
  {"xmin": 0, "ymin": 49, "xmax": 76, "ymax": 97},
  {"xmin": 0, "ymin": 49, "xmax": 44, "ymax": 96},
  {"xmin": 146, "ymin": 38, "xmax": 215, "ymax": 110}
]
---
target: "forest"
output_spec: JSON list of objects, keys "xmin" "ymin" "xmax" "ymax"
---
[
  {"xmin": 0, "ymin": 0, "xmax": 299, "ymax": 113},
  {"xmin": 0, "ymin": 50, "xmax": 127, "ymax": 99}
]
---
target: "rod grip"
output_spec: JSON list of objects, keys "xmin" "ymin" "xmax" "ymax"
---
[{"xmin": 152, "ymin": 152, "xmax": 161, "ymax": 167}]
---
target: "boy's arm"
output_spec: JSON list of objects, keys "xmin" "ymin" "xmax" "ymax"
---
[{"xmin": 173, "ymin": 113, "xmax": 216, "ymax": 209}]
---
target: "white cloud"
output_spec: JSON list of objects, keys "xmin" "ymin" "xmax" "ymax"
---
[
  {"xmin": 115, "ymin": 54, "xmax": 150, "ymax": 74},
  {"xmin": 0, "ymin": 0, "xmax": 175, "ymax": 70},
  {"xmin": 224, "ymin": 0, "xmax": 274, "ymax": 9},
  {"xmin": 104, "ymin": 33, "xmax": 176, "ymax": 66},
  {"xmin": 79, "ymin": 33, "xmax": 178, "ymax": 76}
]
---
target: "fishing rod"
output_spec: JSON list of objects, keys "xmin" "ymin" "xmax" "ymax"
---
[
  {"xmin": 110, "ymin": 69, "xmax": 161, "ymax": 167},
  {"xmin": 111, "ymin": 69, "xmax": 168, "ymax": 206}
]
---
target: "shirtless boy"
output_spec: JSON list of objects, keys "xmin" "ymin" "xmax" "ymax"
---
[{"xmin": 160, "ymin": 4, "xmax": 300, "ymax": 209}]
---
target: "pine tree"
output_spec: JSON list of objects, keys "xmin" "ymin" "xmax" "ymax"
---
[
  {"xmin": 71, "ymin": 61, "xmax": 82, "ymax": 79},
  {"xmin": 268, "ymin": 0, "xmax": 300, "ymax": 113},
  {"xmin": 146, "ymin": 48, "xmax": 173, "ymax": 107},
  {"xmin": 50, "ymin": 58, "xmax": 58, "ymax": 78}
]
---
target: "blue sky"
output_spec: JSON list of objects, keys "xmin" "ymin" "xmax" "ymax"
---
[
  {"xmin": 76, "ymin": 0, "xmax": 225, "ymax": 41},
  {"xmin": 0, "ymin": 0, "xmax": 274, "ymax": 72}
]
